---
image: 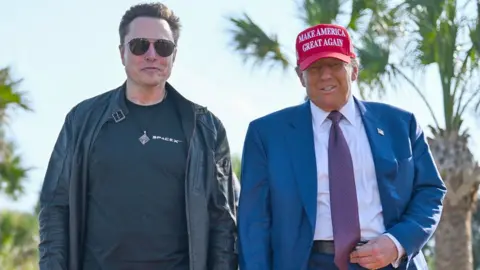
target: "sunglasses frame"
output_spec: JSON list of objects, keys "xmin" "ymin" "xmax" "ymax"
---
[{"xmin": 125, "ymin": 38, "xmax": 176, "ymax": 57}]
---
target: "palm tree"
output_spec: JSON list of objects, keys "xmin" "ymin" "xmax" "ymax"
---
[
  {"xmin": 225, "ymin": 1, "xmax": 480, "ymax": 269},
  {"xmin": 0, "ymin": 210, "xmax": 39, "ymax": 270},
  {"xmin": 0, "ymin": 67, "xmax": 31, "ymax": 200}
]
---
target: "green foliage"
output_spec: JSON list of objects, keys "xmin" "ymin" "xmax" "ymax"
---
[
  {"xmin": 227, "ymin": 14, "xmax": 290, "ymax": 71},
  {"xmin": 0, "ymin": 139, "xmax": 29, "ymax": 200},
  {"xmin": 232, "ymin": 154, "xmax": 242, "ymax": 180},
  {"xmin": 0, "ymin": 210, "xmax": 39, "ymax": 270},
  {"xmin": 297, "ymin": 0, "xmax": 340, "ymax": 26},
  {"xmin": 0, "ymin": 67, "xmax": 31, "ymax": 200},
  {"xmin": 0, "ymin": 66, "xmax": 35, "ymax": 268},
  {"xmin": 0, "ymin": 69, "xmax": 29, "ymax": 111}
]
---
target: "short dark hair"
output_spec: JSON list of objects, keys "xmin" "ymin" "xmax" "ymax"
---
[{"xmin": 119, "ymin": 2, "xmax": 181, "ymax": 45}]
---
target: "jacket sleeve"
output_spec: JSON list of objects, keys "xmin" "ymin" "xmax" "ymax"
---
[
  {"xmin": 38, "ymin": 111, "xmax": 75, "ymax": 270},
  {"xmin": 386, "ymin": 113, "xmax": 447, "ymax": 262},
  {"xmin": 237, "ymin": 122, "xmax": 271, "ymax": 270},
  {"xmin": 208, "ymin": 117, "xmax": 238, "ymax": 270}
]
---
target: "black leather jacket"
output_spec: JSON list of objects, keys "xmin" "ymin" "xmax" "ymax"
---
[{"xmin": 38, "ymin": 82, "xmax": 238, "ymax": 270}]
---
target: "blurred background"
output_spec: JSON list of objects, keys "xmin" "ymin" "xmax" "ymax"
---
[{"xmin": 0, "ymin": 0, "xmax": 479, "ymax": 269}]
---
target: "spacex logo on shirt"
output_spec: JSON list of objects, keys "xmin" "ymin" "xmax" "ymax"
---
[{"xmin": 152, "ymin": 135, "xmax": 182, "ymax": 144}]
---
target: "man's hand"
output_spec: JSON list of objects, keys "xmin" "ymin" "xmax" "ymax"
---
[{"xmin": 349, "ymin": 235, "xmax": 398, "ymax": 269}]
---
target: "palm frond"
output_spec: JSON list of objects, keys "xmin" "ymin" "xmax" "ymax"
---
[
  {"xmin": 0, "ymin": 139, "xmax": 29, "ymax": 200},
  {"xmin": 0, "ymin": 67, "xmax": 30, "ymax": 199},
  {"xmin": 404, "ymin": 0, "xmax": 457, "ymax": 67},
  {"xmin": 453, "ymin": 48, "xmax": 479, "ymax": 118},
  {"xmin": 471, "ymin": 0, "xmax": 480, "ymax": 59},
  {"xmin": 370, "ymin": 2, "xmax": 407, "ymax": 42},
  {"xmin": 0, "ymin": 67, "xmax": 30, "ymax": 112},
  {"xmin": 406, "ymin": 7, "xmax": 438, "ymax": 66},
  {"xmin": 297, "ymin": 0, "xmax": 341, "ymax": 26},
  {"xmin": 353, "ymin": 1, "xmax": 407, "ymax": 98},
  {"xmin": 456, "ymin": 0, "xmax": 480, "ymax": 117},
  {"xmin": 356, "ymin": 32, "xmax": 392, "ymax": 98},
  {"xmin": 226, "ymin": 13, "xmax": 290, "ymax": 71},
  {"xmin": 403, "ymin": 0, "xmax": 466, "ymax": 131},
  {"xmin": 405, "ymin": 0, "xmax": 445, "ymax": 25},
  {"xmin": 348, "ymin": 0, "xmax": 374, "ymax": 30},
  {"xmin": 474, "ymin": 1, "xmax": 480, "ymax": 117},
  {"xmin": 458, "ymin": 78, "xmax": 480, "ymax": 116},
  {"xmin": 475, "ymin": 93, "xmax": 480, "ymax": 113}
]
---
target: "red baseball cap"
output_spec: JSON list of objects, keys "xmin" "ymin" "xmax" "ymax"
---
[{"xmin": 296, "ymin": 24, "xmax": 356, "ymax": 71}]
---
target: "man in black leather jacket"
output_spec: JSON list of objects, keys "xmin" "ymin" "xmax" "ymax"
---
[{"xmin": 38, "ymin": 3, "xmax": 237, "ymax": 270}]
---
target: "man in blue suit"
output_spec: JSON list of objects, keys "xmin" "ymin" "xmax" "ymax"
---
[{"xmin": 237, "ymin": 23, "xmax": 446, "ymax": 270}]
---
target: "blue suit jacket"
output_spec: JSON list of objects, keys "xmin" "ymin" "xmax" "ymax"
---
[{"xmin": 237, "ymin": 98, "xmax": 446, "ymax": 270}]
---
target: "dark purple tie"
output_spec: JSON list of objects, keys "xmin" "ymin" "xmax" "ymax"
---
[{"xmin": 327, "ymin": 111, "xmax": 361, "ymax": 270}]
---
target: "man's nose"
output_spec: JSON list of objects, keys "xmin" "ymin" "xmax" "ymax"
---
[
  {"xmin": 144, "ymin": 43, "xmax": 157, "ymax": 60},
  {"xmin": 320, "ymin": 68, "xmax": 333, "ymax": 80}
]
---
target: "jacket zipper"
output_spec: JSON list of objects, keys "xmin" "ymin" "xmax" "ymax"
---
[{"xmin": 185, "ymin": 105, "xmax": 197, "ymax": 270}]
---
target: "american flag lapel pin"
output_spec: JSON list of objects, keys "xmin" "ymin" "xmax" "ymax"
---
[{"xmin": 377, "ymin": 128, "xmax": 384, "ymax": 136}]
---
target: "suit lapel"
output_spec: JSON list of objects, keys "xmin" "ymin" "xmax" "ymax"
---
[
  {"xmin": 286, "ymin": 102, "xmax": 317, "ymax": 230},
  {"xmin": 355, "ymin": 98, "xmax": 400, "ymax": 226},
  {"xmin": 285, "ymin": 99, "xmax": 400, "ymax": 231}
]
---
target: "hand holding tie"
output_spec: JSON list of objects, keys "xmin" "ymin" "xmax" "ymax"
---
[{"xmin": 349, "ymin": 235, "xmax": 399, "ymax": 269}]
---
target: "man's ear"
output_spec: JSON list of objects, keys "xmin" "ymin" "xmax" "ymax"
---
[
  {"xmin": 119, "ymin": 45, "xmax": 125, "ymax": 66},
  {"xmin": 172, "ymin": 48, "xmax": 177, "ymax": 63},
  {"xmin": 295, "ymin": 66, "xmax": 306, "ymax": 87},
  {"xmin": 351, "ymin": 63, "xmax": 358, "ymax": 81}
]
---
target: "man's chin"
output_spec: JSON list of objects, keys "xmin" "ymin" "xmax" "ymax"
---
[
  {"xmin": 145, "ymin": 81, "xmax": 164, "ymax": 87},
  {"xmin": 139, "ymin": 78, "xmax": 167, "ymax": 87}
]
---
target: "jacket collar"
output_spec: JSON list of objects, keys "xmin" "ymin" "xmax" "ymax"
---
[
  {"xmin": 106, "ymin": 81, "xmax": 206, "ymax": 147},
  {"xmin": 109, "ymin": 81, "xmax": 206, "ymax": 117},
  {"xmin": 309, "ymin": 94, "xmax": 358, "ymax": 127}
]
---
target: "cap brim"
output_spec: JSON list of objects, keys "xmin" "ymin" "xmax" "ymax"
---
[{"xmin": 299, "ymin": 52, "xmax": 351, "ymax": 71}]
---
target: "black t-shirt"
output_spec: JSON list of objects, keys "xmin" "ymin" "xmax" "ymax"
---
[{"xmin": 82, "ymin": 92, "xmax": 190, "ymax": 270}]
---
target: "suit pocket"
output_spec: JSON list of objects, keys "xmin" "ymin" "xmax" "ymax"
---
[
  {"xmin": 396, "ymin": 156, "xmax": 414, "ymax": 185},
  {"xmin": 394, "ymin": 156, "xmax": 415, "ymax": 212},
  {"xmin": 374, "ymin": 156, "xmax": 399, "ymax": 182}
]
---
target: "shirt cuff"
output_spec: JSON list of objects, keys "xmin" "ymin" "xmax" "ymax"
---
[{"xmin": 384, "ymin": 233, "xmax": 405, "ymax": 268}]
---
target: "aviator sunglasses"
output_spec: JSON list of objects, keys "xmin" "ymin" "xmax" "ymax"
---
[{"xmin": 127, "ymin": 38, "xmax": 176, "ymax": 57}]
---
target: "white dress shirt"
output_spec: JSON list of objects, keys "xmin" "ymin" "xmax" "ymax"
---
[{"xmin": 310, "ymin": 95, "xmax": 404, "ymax": 267}]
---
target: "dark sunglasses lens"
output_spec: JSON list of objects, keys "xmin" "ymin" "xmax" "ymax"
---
[
  {"xmin": 129, "ymin": 39, "xmax": 150, "ymax": 56},
  {"xmin": 154, "ymin": 40, "xmax": 175, "ymax": 57}
]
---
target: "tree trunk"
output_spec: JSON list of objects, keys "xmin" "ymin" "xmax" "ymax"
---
[{"xmin": 434, "ymin": 191, "xmax": 477, "ymax": 270}]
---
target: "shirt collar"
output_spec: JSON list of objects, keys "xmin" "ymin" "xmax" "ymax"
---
[{"xmin": 310, "ymin": 94, "xmax": 357, "ymax": 127}]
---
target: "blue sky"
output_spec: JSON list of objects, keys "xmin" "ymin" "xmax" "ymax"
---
[{"xmin": 1, "ymin": 0, "xmax": 479, "ymax": 212}]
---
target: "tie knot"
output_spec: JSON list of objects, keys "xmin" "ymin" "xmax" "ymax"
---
[{"xmin": 328, "ymin": 110, "xmax": 343, "ymax": 124}]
